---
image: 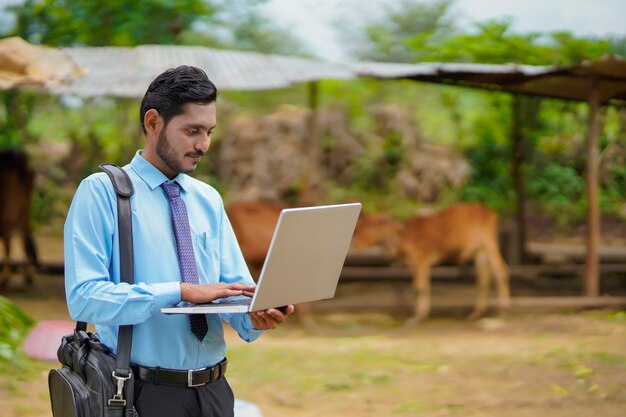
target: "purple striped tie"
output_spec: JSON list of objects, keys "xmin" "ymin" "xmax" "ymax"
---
[{"xmin": 162, "ymin": 181, "xmax": 208, "ymax": 341}]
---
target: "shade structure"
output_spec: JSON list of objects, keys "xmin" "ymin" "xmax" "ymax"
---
[
  {"xmin": 350, "ymin": 56, "xmax": 626, "ymax": 103},
  {"xmin": 350, "ymin": 61, "xmax": 554, "ymax": 83},
  {"xmin": 0, "ymin": 36, "xmax": 83, "ymax": 91},
  {"xmin": 50, "ymin": 45, "xmax": 354, "ymax": 97},
  {"xmin": 5, "ymin": 36, "xmax": 623, "ymax": 296},
  {"xmin": 353, "ymin": 55, "xmax": 626, "ymax": 297},
  {"xmin": 504, "ymin": 56, "xmax": 626, "ymax": 103}
]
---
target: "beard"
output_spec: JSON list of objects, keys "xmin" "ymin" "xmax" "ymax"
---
[{"xmin": 156, "ymin": 129, "xmax": 197, "ymax": 175}]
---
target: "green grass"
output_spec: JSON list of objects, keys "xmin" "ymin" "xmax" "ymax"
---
[
  {"xmin": 585, "ymin": 310, "xmax": 626, "ymax": 324},
  {"xmin": 393, "ymin": 400, "xmax": 467, "ymax": 414}
]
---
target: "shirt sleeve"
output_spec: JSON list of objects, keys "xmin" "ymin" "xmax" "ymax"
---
[
  {"xmin": 214, "ymin": 196, "xmax": 265, "ymax": 342},
  {"xmin": 64, "ymin": 177, "xmax": 181, "ymax": 326}
]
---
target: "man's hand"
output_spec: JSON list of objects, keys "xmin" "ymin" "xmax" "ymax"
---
[
  {"xmin": 180, "ymin": 282, "xmax": 256, "ymax": 304},
  {"xmin": 248, "ymin": 305, "xmax": 295, "ymax": 330}
]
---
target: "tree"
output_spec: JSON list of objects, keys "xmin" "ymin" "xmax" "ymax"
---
[
  {"xmin": 5, "ymin": 0, "xmax": 306, "ymax": 55},
  {"xmin": 228, "ymin": 9, "xmax": 308, "ymax": 56},
  {"xmin": 8, "ymin": 0, "xmax": 217, "ymax": 46},
  {"xmin": 180, "ymin": 1, "xmax": 309, "ymax": 56},
  {"xmin": 606, "ymin": 35, "xmax": 626, "ymax": 57},
  {"xmin": 343, "ymin": 0, "xmax": 455, "ymax": 62},
  {"xmin": 343, "ymin": 0, "xmax": 614, "ymax": 66}
]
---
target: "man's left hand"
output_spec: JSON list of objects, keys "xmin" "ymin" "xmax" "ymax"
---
[{"xmin": 249, "ymin": 305, "xmax": 295, "ymax": 330}]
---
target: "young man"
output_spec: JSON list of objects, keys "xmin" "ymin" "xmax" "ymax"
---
[{"xmin": 64, "ymin": 65, "xmax": 294, "ymax": 417}]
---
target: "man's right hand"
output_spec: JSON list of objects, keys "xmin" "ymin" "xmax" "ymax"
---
[{"xmin": 180, "ymin": 282, "xmax": 256, "ymax": 304}]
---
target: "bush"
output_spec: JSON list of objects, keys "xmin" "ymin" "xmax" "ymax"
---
[
  {"xmin": 527, "ymin": 163, "xmax": 586, "ymax": 227},
  {"xmin": 0, "ymin": 296, "xmax": 34, "ymax": 371},
  {"xmin": 460, "ymin": 137, "xmax": 514, "ymax": 214}
]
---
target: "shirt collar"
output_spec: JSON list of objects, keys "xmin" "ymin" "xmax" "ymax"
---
[{"xmin": 130, "ymin": 150, "xmax": 191, "ymax": 192}]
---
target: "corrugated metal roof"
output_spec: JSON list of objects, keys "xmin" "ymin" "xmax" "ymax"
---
[
  {"xmin": 36, "ymin": 39, "xmax": 625, "ymax": 104},
  {"xmin": 350, "ymin": 61, "xmax": 555, "ymax": 89},
  {"xmin": 52, "ymin": 45, "xmax": 354, "ymax": 97},
  {"xmin": 349, "ymin": 61, "xmax": 553, "ymax": 79},
  {"xmin": 350, "ymin": 57, "xmax": 626, "ymax": 103}
]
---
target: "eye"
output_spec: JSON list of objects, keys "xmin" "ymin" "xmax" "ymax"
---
[{"xmin": 186, "ymin": 128, "xmax": 199, "ymax": 135}]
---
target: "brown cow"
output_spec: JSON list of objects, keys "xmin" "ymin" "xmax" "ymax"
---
[
  {"xmin": 0, "ymin": 150, "xmax": 39, "ymax": 288},
  {"xmin": 352, "ymin": 203, "xmax": 510, "ymax": 324},
  {"xmin": 226, "ymin": 200, "xmax": 315, "ymax": 326},
  {"xmin": 227, "ymin": 201, "xmax": 284, "ymax": 277}
]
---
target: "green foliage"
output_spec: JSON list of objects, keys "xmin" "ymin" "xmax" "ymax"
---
[
  {"xmin": 429, "ymin": 19, "xmax": 551, "ymax": 64},
  {"xmin": 9, "ymin": 0, "xmax": 215, "ymax": 46},
  {"xmin": 224, "ymin": 6, "xmax": 309, "ymax": 56},
  {"xmin": 527, "ymin": 163, "xmax": 586, "ymax": 227},
  {"xmin": 0, "ymin": 296, "xmax": 34, "ymax": 371},
  {"xmin": 0, "ymin": 92, "xmax": 37, "ymax": 149},
  {"xmin": 347, "ymin": 1, "xmax": 614, "ymax": 66},
  {"xmin": 347, "ymin": 0, "xmax": 455, "ymax": 62},
  {"xmin": 460, "ymin": 136, "xmax": 514, "ymax": 214},
  {"xmin": 5, "ymin": 0, "xmax": 306, "ymax": 54},
  {"xmin": 607, "ymin": 35, "xmax": 626, "ymax": 56},
  {"xmin": 337, "ymin": 0, "xmax": 623, "ymax": 227},
  {"xmin": 2, "ymin": 0, "xmax": 624, "ymax": 233}
]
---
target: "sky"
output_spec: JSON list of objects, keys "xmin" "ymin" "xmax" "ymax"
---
[
  {"xmin": 259, "ymin": 0, "xmax": 626, "ymax": 60},
  {"xmin": 1, "ymin": 0, "xmax": 625, "ymax": 61}
]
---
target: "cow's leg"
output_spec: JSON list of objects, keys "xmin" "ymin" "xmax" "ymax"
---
[
  {"xmin": 485, "ymin": 242, "xmax": 510, "ymax": 316},
  {"xmin": 469, "ymin": 250, "xmax": 491, "ymax": 320},
  {"xmin": 22, "ymin": 231, "xmax": 38, "ymax": 286},
  {"xmin": 1, "ymin": 237, "xmax": 11, "ymax": 288},
  {"xmin": 406, "ymin": 263, "xmax": 431, "ymax": 326}
]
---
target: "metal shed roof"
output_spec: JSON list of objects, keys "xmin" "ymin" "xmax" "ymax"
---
[
  {"xmin": 51, "ymin": 45, "xmax": 354, "ymax": 97},
  {"xmin": 350, "ymin": 61, "xmax": 553, "ymax": 79},
  {"xmin": 6, "ymin": 35, "xmax": 619, "ymax": 104},
  {"xmin": 350, "ymin": 56, "xmax": 626, "ymax": 103}
]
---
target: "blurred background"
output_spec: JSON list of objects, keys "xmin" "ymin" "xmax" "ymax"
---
[{"xmin": 0, "ymin": 1, "xmax": 625, "ymax": 416}]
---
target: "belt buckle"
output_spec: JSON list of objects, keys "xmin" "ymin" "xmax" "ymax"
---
[{"xmin": 187, "ymin": 368, "xmax": 207, "ymax": 388}]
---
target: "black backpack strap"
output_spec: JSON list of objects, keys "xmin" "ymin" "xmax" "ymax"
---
[{"xmin": 99, "ymin": 163, "xmax": 135, "ymax": 408}]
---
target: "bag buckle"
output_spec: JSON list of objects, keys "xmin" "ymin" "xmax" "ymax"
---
[
  {"xmin": 187, "ymin": 368, "xmax": 207, "ymax": 387},
  {"xmin": 108, "ymin": 371, "xmax": 131, "ymax": 406}
]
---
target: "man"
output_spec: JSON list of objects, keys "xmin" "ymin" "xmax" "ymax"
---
[{"xmin": 64, "ymin": 65, "xmax": 294, "ymax": 417}]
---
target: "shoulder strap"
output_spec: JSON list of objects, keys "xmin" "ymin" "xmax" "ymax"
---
[
  {"xmin": 74, "ymin": 164, "xmax": 136, "ymax": 334},
  {"xmin": 98, "ymin": 164, "xmax": 135, "ymax": 380}
]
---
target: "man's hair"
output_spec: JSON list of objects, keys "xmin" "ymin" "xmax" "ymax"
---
[{"xmin": 140, "ymin": 65, "xmax": 218, "ymax": 134}]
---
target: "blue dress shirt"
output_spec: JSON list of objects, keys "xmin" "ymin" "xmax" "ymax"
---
[{"xmin": 64, "ymin": 151, "xmax": 263, "ymax": 370}]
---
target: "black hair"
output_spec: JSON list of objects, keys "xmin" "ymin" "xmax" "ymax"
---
[{"xmin": 140, "ymin": 65, "xmax": 218, "ymax": 134}]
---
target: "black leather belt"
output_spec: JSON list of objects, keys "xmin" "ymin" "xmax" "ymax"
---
[{"xmin": 131, "ymin": 358, "xmax": 227, "ymax": 388}]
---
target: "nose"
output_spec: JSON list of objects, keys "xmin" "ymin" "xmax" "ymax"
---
[{"xmin": 195, "ymin": 133, "xmax": 211, "ymax": 153}]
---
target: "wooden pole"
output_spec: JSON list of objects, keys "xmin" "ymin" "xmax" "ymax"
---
[
  {"xmin": 511, "ymin": 95, "xmax": 527, "ymax": 264},
  {"xmin": 585, "ymin": 80, "xmax": 601, "ymax": 296},
  {"xmin": 307, "ymin": 81, "xmax": 320, "ymax": 152},
  {"xmin": 303, "ymin": 81, "xmax": 321, "ymax": 201}
]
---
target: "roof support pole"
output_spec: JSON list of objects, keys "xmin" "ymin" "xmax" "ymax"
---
[
  {"xmin": 511, "ymin": 95, "xmax": 528, "ymax": 264},
  {"xmin": 585, "ymin": 80, "xmax": 601, "ymax": 296},
  {"xmin": 302, "ymin": 80, "xmax": 321, "ymax": 200},
  {"xmin": 307, "ymin": 81, "xmax": 320, "ymax": 156},
  {"xmin": 307, "ymin": 80, "xmax": 320, "ymax": 163}
]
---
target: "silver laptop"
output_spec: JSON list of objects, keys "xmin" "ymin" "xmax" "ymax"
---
[{"xmin": 161, "ymin": 202, "xmax": 362, "ymax": 314}]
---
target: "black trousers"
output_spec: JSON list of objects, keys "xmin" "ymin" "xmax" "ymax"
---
[{"xmin": 133, "ymin": 377, "xmax": 235, "ymax": 417}]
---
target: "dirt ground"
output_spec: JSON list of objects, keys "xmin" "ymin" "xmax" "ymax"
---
[{"xmin": 1, "ymin": 272, "xmax": 625, "ymax": 417}]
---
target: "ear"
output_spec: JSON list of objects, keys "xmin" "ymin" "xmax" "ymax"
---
[{"xmin": 144, "ymin": 109, "xmax": 162, "ymax": 135}]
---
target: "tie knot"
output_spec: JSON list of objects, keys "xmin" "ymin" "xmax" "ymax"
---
[{"xmin": 162, "ymin": 181, "xmax": 181, "ymax": 199}]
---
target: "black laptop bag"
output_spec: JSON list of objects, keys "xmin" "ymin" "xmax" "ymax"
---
[{"xmin": 49, "ymin": 164, "xmax": 137, "ymax": 417}]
